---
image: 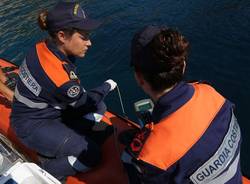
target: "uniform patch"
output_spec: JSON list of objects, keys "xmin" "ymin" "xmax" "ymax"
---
[
  {"xmin": 19, "ymin": 59, "xmax": 42, "ymax": 96},
  {"xmin": 190, "ymin": 113, "xmax": 241, "ymax": 184},
  {"xmin": 73, "ymin": 4, "xmax": 79, "ymax": 15},
  {"xmin": 67, "ymin": 85, "xmax": 80, "ymax": 98}
]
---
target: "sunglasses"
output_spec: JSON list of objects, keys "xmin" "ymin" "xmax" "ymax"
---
[{"xmin": 78, "ymin": 30, "xmax": 91, "ymax": 41}]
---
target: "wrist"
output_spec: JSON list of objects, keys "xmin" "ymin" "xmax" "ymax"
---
[{"xmin": 103, "ymin": 82, "xmax": 112, "ymax": 92}]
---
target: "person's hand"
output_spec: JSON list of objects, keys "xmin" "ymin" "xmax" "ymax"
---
[
  {"xmin": 5, "ymin": 92, "xmax": 14, "ymax": 102},
  {"xmin": 105, "ymin": 79, "xmax": 117, "ymax": 91}
]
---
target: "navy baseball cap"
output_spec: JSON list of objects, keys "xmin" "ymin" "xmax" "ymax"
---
[
  {"xmin": 47, "ymin": 1, "xmax": 101, "ymax": 32},
  {"xmin": 130, "ymin": 25, "xmax": 168, "ymax": 73}
]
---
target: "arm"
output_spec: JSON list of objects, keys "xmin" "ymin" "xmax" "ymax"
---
[
  {"xmin": 120, "ymin": 127, "xmax": 171, "ymax": 184},
  {"xmin": 55, "ymin": 79, "xmax": 114, "ymax": 112},
  {"xmin": 122, "ymin": 150, "xmax": 171, "ymax": 184}
]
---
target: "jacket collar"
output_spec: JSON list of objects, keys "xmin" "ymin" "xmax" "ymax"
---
[
  {"xmin": 152, "ymin": 81, "xmax": 194, "ymax": 123},
  {"xmin": 45, "ymin": 40, "xmax": 76, "ymax": 64}
]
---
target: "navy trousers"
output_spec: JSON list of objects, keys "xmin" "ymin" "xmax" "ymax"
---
[{"xmin": 11, "ymin": 102, "xmax": 113, "ymax": 179}]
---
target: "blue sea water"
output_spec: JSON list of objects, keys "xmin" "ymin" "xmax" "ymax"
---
[{"xmin": 0, "ymin": 0, "xmax": 249, "ymax": 177}]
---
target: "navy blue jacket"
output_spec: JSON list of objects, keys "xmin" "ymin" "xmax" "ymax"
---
[
  {"xmin": 11, "ymin": 40, "xmax": 111, "ymax": 137},
  {"xmin": 122, "ymin": 82, "xmax": 242, "ymax": 184}
]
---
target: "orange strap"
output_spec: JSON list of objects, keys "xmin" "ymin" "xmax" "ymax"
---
[
  {"xmin": 36, "ymin": 42, "xmax": 70, "ymax": 87},
  {"xmin": 138, "ymin": 83, "xmax": 225, "ymax": 170}
]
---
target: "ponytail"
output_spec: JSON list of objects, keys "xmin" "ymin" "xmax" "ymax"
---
[
  {"xmin": 37, "ymin": 10, "xmax": 78, "ymax": 39},
  {"xmin": 38, "ymin": 10, "xmax": 48, "ymax": 31}
]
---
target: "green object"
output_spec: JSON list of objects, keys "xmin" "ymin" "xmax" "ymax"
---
[{"xmin": 134, "ymin": 99, "xmax": 154, "ymax": 127}]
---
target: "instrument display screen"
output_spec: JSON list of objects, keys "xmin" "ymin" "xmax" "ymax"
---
[{"xmin": 138, "ymin": 102, "xmax": 153, "ymax": 111}]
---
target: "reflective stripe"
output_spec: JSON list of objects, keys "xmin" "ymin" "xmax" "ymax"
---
[
  {"xmin": 190, "ymin": 112, "xmax": 241, "ymax": 184},
  {"xmin": 83, "ymin": 102, "xmax": 106, "ymax": 122},
  {"xmin": 67, "ymin": 156, "xmax": 90, "ymax": 172},
  {"xmin": 15, "ymin": 88, "xmax": 73, "ymax": 110},
  {"xmin": 53, "ymin": 105, "xmax": 62, "ymax": 110},
  {"xmin": 69, "ymin": 101, "xmax": 77, "ymax": 107},
  {"xmin": 207, "ymin": 153, "xmax": 240, "ymax": 184},
  {"xmin": 84, "ymin": 113, "xmax": 104, "ymax": 122},
  {"xmin": 19, "ymin": 59, "xmax": 42, "ymax": 96},
  {"xmin": 15, "ymin": 88, "xmax": 48, "ymax": 109}
]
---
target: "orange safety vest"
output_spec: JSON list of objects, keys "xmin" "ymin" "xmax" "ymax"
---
[
  {"xmin": 36, "ymin": 42, "xmax": 70, "ymax": 87},
  {"xmin": 137, "ymin": 83, "xmax": 225, "ymax": 170}
]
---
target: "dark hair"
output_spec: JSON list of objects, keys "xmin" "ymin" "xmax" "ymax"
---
[
  {"xmin": 38, "ymin": 10, "xmax": 49, "ymax": 31},
  {"xmin": 135, "ymin": 28, "xmax": 189, "ymax": 91},
  {"xmin": 37, "ymin": 10, "xmax": 79, "ymax": 39}
]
